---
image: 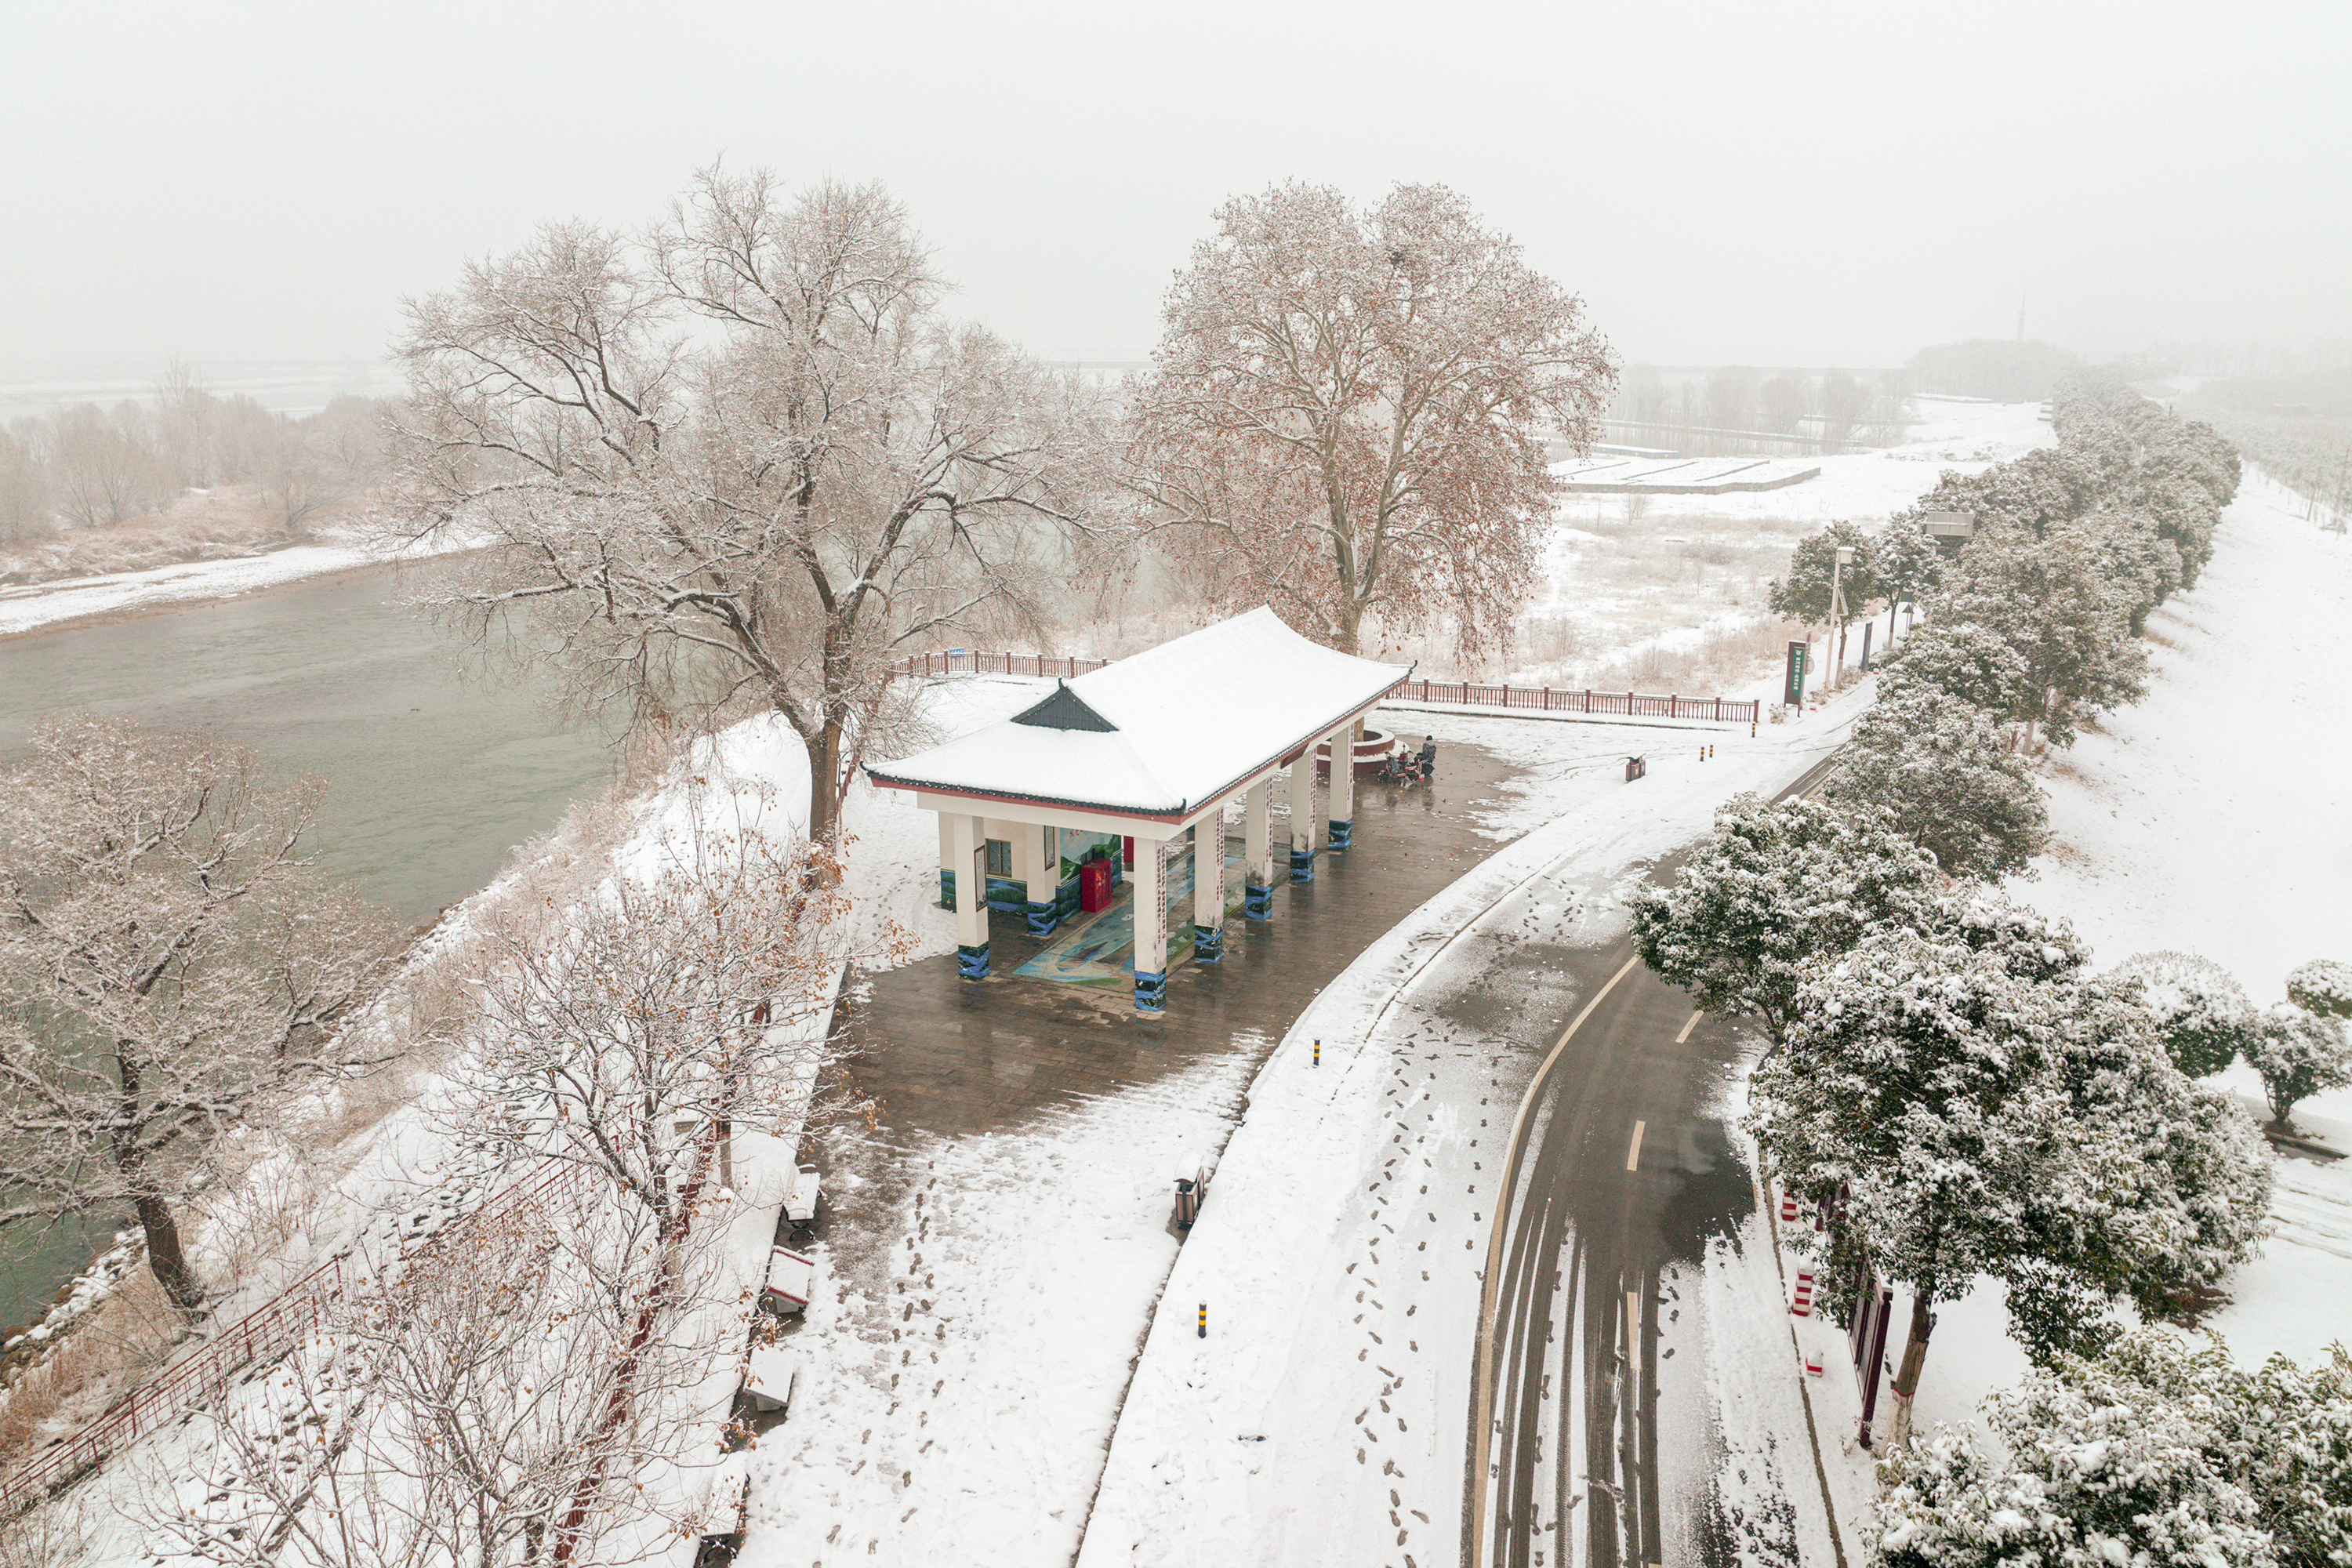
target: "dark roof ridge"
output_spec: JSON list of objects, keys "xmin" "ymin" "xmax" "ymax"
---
[{"xmin": 1009, "ymin": 680, "xmax": 1120, "ymax": 733}]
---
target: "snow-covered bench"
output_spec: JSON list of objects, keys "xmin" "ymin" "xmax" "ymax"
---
[
  {"xmin": 784, "ymin": 1164, "xmax": 822, "ymax": 1231},
  {"xmin": 761, "ymin": 1244, "xmax": 814, "ymax": 1316},
  {"xmin": 742, "ymin": 1343, "xmax": 801, "ymax": 1414}
]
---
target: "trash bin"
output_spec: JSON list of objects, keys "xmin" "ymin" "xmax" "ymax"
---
[
  {"xmin": 1081, "ymin": 858, "xmax": 1115, "ymax": 913},
  {"xmin": 1624, "ymin": 755, "xmax": 1647, "ymax": 782}
]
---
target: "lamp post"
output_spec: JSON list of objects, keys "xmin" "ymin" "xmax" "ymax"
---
[{"xmin": 1831, "ymin": 545, "xmax": 1854, "ymax": 688}]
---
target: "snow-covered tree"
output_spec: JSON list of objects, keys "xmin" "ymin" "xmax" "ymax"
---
[
  {"xmin": 1871, "ymin": 518, "xmax": 1944, "ymax": 644},
  {"xmin": 1874, "ymin": 622, "xmax": 2035, "ymax": 720},
  {"xmin": 387, "ymin": 167, "xmax": 1106, "ymax": 839},
  {"xmin": 456, "ymin": 803, "xmax": 853, "ymax": 1250},
  {"xmin": 2245, "ymin": 1004, "xmax": 2352, "ymax": 1134},
  {"xmin": 2111, "ymin": 952, "xmax": 2261, "ymax": 1077},
  {"xmin": 1767, "ymin": 519, "xmax": 1886, "ymax": 633},
  {"xmin": 2286, "ymin": 959, "xmax": 2352, "ymax": 1021},
  {"xmin": 1629, "ymin": 793, "xmax": 1940, "ymax": 1044},
  {"xmin": 0, "ymin": 714, "xmax": 400, "ymax": 1312},
  {"xmin": 1751, "ymin": 911, "xmax": 2269, "ymax": 1446},
  {"xmin": 1825, "ymin": 684, "xmax": 2049, "ymax": 880},
  {"xmin": 1869, "ymin": 1329, "xmax": 2352, "ymax": 1568},
  {"xmin": 1939, "ymin": 528, "xmax": 2148, "ymax": 749},
  {"xmin": 1123, "ymin": 180, "xmax": 1615, "ymax": 663}
]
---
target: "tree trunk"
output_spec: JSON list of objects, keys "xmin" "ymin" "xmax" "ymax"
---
[
  {"xmin": 1885, "ymin": 1293, "xmax": 1936, "ymax": 1450},
  {"xmin": 135, "ymin": 1189, "xmax": 205, "ymax": 1315},
  {"xmin": 808, "ymin": 715, "xmax": 842, "ymax": 842}
]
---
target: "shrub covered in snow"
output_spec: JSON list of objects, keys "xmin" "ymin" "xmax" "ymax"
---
[
  {"xmin": 2112, "ymin": 951, "xmax": 2263, "ymax": 1078},
  {"xmin": 1827, "ymin": 684, "xmax": 2049, "ymax": 880},
  {"xmin": 1869, "ymin": 1329, "xmax": 2352, "ymax": 1568},
  {"xmin": 1875, "ymin": 622, "xmax": 2035, "ymax": 720},
  {"xmin": 1628, "ymin": 793, "xmax": 1940, "ymax": 1044},
  {"xmin": 2245, "ymin": 1004, "xmax": 2352, "ymax": 1134},
  {"xmin": 2286, "ymin": 959, "xmax": 2352, "ymax": 1021}
]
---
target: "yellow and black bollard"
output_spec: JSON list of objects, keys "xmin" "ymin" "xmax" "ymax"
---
[
  {"xmin": 1313, "ymin": 1038, "xmax": 1321, "ymax": 1067},
  {"xmin": 1198, "ymin": 1301, "xmax": 1207, "ymax": 1339}
]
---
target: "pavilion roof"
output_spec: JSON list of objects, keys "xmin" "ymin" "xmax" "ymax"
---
[{"xmin": 866, "ymin": 608, "xmax": 1411, "ymax": 820}]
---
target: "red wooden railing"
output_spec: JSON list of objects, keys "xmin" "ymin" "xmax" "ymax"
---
[
  {"xmin": 0, "ymin": 1155, "xmax": 595, "ymax": 1514},
  {"xmin": 890, "ymin": 651, "xmax": 1759, "ymax": 725}
]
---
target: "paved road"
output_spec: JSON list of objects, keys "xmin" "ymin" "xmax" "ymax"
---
[{"xmin": 1469, "ymin": 752, "xmax": 1843, "ymax": 1568}]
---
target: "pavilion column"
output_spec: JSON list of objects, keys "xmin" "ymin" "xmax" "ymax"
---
[
  {"xmin": 1192, "ymin": 815, "xmax": 1225, "ymax": 963},
  {"xmin": 936, "ymin": 812, "xmax": 956, "ymax": 909},
  {"xmin": 1243, "ymin": 776, "xmax": 1274, "ymax": 920},
  {"xmin": 1020, "ymin": 821, "xmax": 1059, "ymax": 938},
  {"xmin": 1326, "ymin": 722, "xmax": 1356, "ymax": 851},
  {"xmin": 1133, "ymin": 835, "xmax": 1168, "ymax": 1012},
  {"xmin": 1287, "ymin": 753, "xmax": 1317, "ymax": 883},
  {"xmin": 949, "ymin": 812, "xmax": 989, "ymax": 979}
]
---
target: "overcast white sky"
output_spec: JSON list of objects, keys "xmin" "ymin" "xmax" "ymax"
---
[{"xmin": 4, "ymin": 0, "xmax": 2345, "ymax": 379}]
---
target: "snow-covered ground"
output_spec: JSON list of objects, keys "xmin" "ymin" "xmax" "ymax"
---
[
  {"xmin": 0, "ymin": 527, "xmax": 467, "ymax": 638},
  {"xmin": 1489, "ymin": 399, "xmax": 2050, "ymax": 697}
]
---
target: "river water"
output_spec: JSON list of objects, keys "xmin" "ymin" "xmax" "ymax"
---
[{"xmin": 0, "ymin": 561, "xmax": 612, "ymax": 1330}]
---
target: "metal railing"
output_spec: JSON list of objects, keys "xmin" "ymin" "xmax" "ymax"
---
[
  {"xmin": 1385, "ymin": 680, "xmax": 1759, "ymax": 724},
  {"xmin": 0, "ymin": 1156, "xmax": 595, "ymax": 1514},
  {"xmin": 887, "ymin": 651, "xmax": 1759, "ymax": 726}
]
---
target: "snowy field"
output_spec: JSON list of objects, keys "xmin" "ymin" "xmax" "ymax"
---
[{"xmin": 1483, "ymin": 399, "xmax": 2052, "ymax": 699}]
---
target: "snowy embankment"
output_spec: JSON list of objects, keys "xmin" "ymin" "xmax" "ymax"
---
[
  {"xmin": 20, "ymin": 712, "xmax": 820, "ymax": 1562},
  {"xmin": 0, "ymin": 525, "xmax": 472, "ymax": 638},
  {"xmin": 1825, "ymin": 471, "xmax": 2352, "ymax": 1491},
  {"xmin": 1077, "ymin": 700, "xmax": 1864, "ymax": 1566}
]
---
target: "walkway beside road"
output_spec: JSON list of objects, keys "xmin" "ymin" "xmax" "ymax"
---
[{"xmin": 735, "ymin": 743, "xmax": 1525, "ymax": 1566}]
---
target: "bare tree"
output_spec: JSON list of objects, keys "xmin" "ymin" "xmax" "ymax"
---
[
  {"xmin": 253, "ymin": 412, "xmax": 329, "ymax": 529},
  {"xmin": 383, "ymin": 167, "xmax": 1105, "ymax": 838},
  {"xmin": 45, "ymin": 404, "xmax": 162, "ymax": 528},
  {"xmin": 455, "ymin": 777, "xmax": 861, "ymax": 1250},
  {"xmin": 1123, "ymin": 180, "xmax": 1616, "ymax": 666},
  {"xmin": 0, "ymin": 714, "xmax": 401, "ymax": 1312},
  {"xmin": 159, "ymin": 1181, "xmax": 728, "ymax": 1567}
]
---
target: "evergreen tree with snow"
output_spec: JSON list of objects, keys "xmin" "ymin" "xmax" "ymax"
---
[
  {"xmin": 1826, "ymin": 684, "xmax": 2049, "ymax": 880},
  {"xmin": 1938, "ymin": 527, "xmax": 2149, "ymax": 749},
  {"xmin": 1628, "ymin": 793, "xmax": 1940, "ymax": 1045},
  {"xmin": 1875, "ymin": 622, "xmax": 2036, "ymax": 721},
  {"xmin": 1870, "ymin": 1328, "xmax": 2352, "ymax": 1568},
  {"xmin": 2112, "ymin": 951, "xmax": 2263, "ymax": 1078},
  {"xmin": 2286, "ymin": 960, "xmax": 2352, "ymax": 1021},
  {"xmin": 2245, "ymin": 1004, "xmax": 2352, "ymax": 1134},
  {"xmin": 1768, "ymin": 520, "xmax": 1885, "ymax": 630},
  {"xmin": 1751, "ymin": 906, "xmax": 2270, "ymax": 1446}
]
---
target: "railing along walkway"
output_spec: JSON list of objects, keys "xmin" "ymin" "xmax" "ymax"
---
[{"xmin": 891, "ymin": 650, "xmax": 1760, "ymax": 725}]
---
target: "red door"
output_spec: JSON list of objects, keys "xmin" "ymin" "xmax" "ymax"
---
[{"xmin": 1123, "ymin": 835, "xmax": 1134, "ymax": 869}]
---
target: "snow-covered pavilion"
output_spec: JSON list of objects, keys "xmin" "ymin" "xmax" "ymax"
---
[{"xmin": 867, "ymin": 608, "xmax": 1411, "ymax": 1012}]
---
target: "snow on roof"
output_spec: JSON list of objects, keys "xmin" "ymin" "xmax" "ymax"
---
[{"xmin": 868, "ymin": 608, "xmax": 1412, "ymax": 818}]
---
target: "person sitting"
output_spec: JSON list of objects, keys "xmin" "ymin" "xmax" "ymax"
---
[{"xmin": 1417, "ymin": 735, "xmax": 1437, "ymax": 775}]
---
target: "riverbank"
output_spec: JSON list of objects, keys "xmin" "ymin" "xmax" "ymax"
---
[{"xmin": 0, "ymin": 528, "xmax": 474, "ymax": 641}]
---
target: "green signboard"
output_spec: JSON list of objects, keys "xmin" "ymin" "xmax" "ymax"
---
[{"xmin": 1784, "ymin": 641, "xmax": 1809, "ymax": 706}]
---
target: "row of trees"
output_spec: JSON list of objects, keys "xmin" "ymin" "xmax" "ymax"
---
[
  {"xmin": 387, "ymin": 166, "xmax": 1619, "ymax": 837},
  {"xmin": 0, "ymin": 369, "xmax": 394, "ymax": 546},
  {"xmin": 1648, "ymin": 383, "xmax": 2352, "ymax": 1562},
  {"xmin": 1608, "ymin": 364, "xmax": 1911, "ymax": 452}
]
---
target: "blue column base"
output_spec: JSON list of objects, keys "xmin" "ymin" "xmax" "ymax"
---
[
  {"xmin": 1134, "ymin": 969, "xmax": 1167, "ymax": 1012},
  {"xmin": 1025, "ymin": 900, "xmax": 1059, "ymax": 938},
  {"xmin": 1328, "ymin": 818, "xmax": 1352, "ymax": 851},
  {"xmin": 1244, "ymin": 882, "xmax": 1274, "ymax": 920},
  {"xmin": 1193, "ymin": 924, "xmax": 1223, "ymax": 963},
  {"xmin": 956, "ymin": 942, "xmax": 990, "ymax": 981},
  {"xmin": 1289, "ymin": 844, "xmax": 1316, "ymax": 882}
]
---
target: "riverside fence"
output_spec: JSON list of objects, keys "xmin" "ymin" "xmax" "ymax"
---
[{"xmin": 894, "ymin": 651, "xmax": 1760, "ymax": 725}]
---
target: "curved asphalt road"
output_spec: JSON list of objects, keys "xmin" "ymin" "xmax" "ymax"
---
[{"xmin": 1468, "ymin": 752, "xmax": 1843, "ymax": 1568}]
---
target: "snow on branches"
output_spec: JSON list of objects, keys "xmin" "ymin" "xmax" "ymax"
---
[
  {"xmin": 1123, "ymin": 180, "xmax": 1616, "ymax": 663},
  {"xmin": 1869, "ymin": 1329, "xmax": 2352, "ymax": 1568},
  {"xmin": 1825, "ymin": 681, "xmax": 2050, "ymax": 881},
  {"xmin": 2111, "ymin": 952, "xmax": 2261, "ymax": 1079},
  {"xmin": 0, "ymin": 713, "xmax": 402, "ymax": 1312},
  {"xmin": 1628, "ymin": 793, "xmax": 1940, "ymax": 1045},
  {"xmin": 1750, "ymin": 906, "xmax": 2270, "ymax": 1444}
]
